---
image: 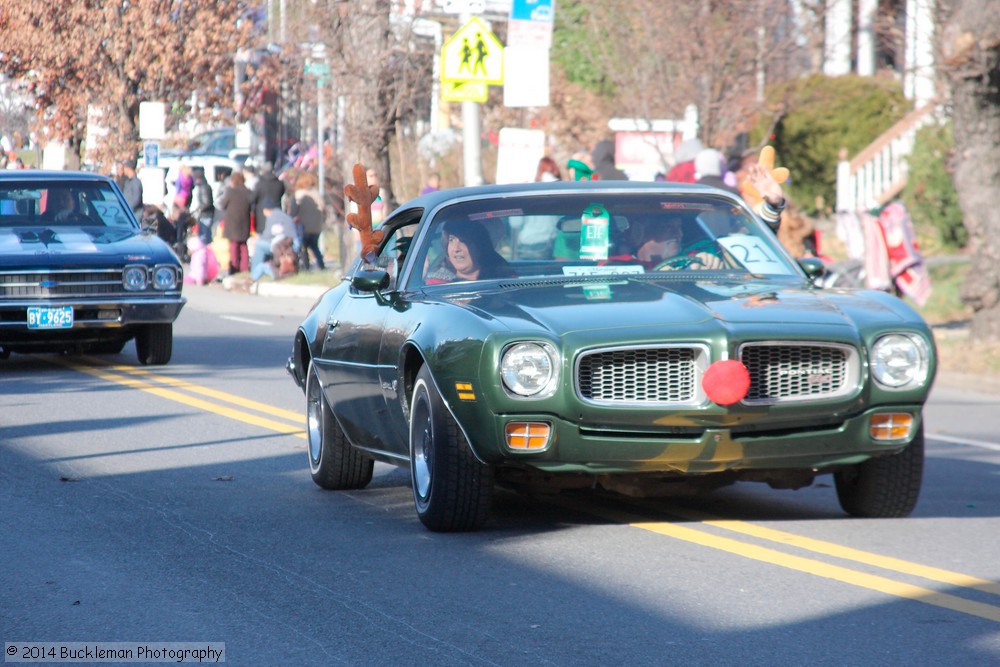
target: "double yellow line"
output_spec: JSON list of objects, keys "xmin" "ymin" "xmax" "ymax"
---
[
  {"xmin": 561, "ymin": 498, "xmax": 1000, "ymax": 624},
  {"xmin": 50, "ymin": 356, "xmax": 307, "ymax": 439},
  {"xmin": 53, "ymin": 356, "xmax": 1000, "ymax": 624}
]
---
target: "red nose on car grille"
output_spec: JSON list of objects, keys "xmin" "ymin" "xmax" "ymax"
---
[
  {"xmin": 576, "ymin": 345, "xmax": 706, "ymax": 405},
  {"xmin": 739, "ymin": 342, "xmax": 860, "ymax": 404}
]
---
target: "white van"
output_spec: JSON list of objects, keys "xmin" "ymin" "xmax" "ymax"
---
[{"xmin": 160, "ymin": 156, "xmax": 244, "ymax": 215}]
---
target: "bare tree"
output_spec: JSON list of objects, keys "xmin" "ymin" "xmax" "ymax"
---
[
  {"xmin": 940, "ymin": 0, "xmax": 1000, "ymax": 339},
  {"xmin": 553, "ymin": 0, "xmax": 802, "ymax": 149}
]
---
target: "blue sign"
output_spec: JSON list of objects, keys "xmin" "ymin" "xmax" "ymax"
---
[
  {"xmin": 143, "ymin": 141, "xmax": 159, "ymax": 168},
  {"xmin": 510, "ymin": 0, "xmax": 554, "ymax": 22}
]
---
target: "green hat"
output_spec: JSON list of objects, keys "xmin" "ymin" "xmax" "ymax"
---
[{"xmin": 567, "ymin": 159, "xmax": 594, "ymax": 181}]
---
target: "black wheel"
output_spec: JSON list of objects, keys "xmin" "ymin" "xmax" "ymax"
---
[
  {"xmin": 135, "ymin": 323, "xmax": 173, "ymax": 365},
  {"xmin": 409, "ymin": 365, "xmax": 493, "ymax": 532},
  {"xmin": 835, "ymin": 425, "xmax": 924, "ymax": 518},
  {"xmin": 306, "ymin": 362, "xmax": 373, "ymax": 490}
]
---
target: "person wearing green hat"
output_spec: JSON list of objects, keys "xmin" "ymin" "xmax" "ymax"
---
[{"xmin": 566, "ymin": 150, "xmax": 595, "ymax": 181}]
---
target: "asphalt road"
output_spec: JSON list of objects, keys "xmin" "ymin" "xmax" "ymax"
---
[{"xmin": 2, "ymin": 285, "xmax": 999, "ymax": 666}]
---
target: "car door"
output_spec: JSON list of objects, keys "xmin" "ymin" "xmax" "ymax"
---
[{"xmin": 320, "ymin": 215, "xmax": 421, "ymax": 456}]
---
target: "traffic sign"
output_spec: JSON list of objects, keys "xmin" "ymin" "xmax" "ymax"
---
[
  {"xmin": 508, "ymin": 0, "xmax": 555, "ymax": 48},
  {"xmin": 440, "ymin": 17, "xmax": 504, "ymax": 85},
  {"xmin": 143, "ymin": 141, "xmax": 160, "ymax": 168},
  {"xmin": 442, "ymin": 80, "xmax": 489, "ymax": 103},
  {"xmin": 305, "ymin": 62, "xmax": 329, "ymax": 77}
]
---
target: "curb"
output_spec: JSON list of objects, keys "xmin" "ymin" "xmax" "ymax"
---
[
  {"xmin": 255, "ymin": 281, "xmax": 330, "ymax": 300},
  {"xmin": 219, "ymin": 274, "xmax": 332, "ymax": 300}
]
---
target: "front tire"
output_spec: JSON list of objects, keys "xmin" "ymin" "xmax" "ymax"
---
[
  {"xmin": 136, "ymin": 323, "xmax": 173, "ymax": 365},
  {"xmin": 306, "ymin": 362, "xmax": 373, "ymax": 490},
  {"xmin": 835, "ymin": 425, "xmax": 924, "ymax": 518},
  {"xmin": 409, "ymin": 365, "xmax": 493, "ymax": 532}
]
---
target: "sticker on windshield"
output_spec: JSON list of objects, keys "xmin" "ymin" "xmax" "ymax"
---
[
  {"xmin": 563, "ymin": 265, "xmax": 644, "ymax": 276},
  {"xmin": 717, "ymin": 235, "xmax": 794, "ymax": 274},
  {"xmin": 579, "ymin": 203, "xmax": 610, "ymax": 261}
]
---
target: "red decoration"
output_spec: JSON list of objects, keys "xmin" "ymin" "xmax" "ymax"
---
[{"xmin": 702, "ymin": 360, "xmax": 751, "ymax": 406}]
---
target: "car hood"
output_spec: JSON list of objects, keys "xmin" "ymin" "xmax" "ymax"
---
[
  {"xmin": 431, "ymin": 277, "xmax": 909, "ymax": 334},
  {"xmin": 0, "ymin": 226, "xmax": 170, "ymax": 267}
]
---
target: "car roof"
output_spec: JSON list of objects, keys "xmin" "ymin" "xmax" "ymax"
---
[
  {"xmin": 0, "ymin": 170, "xmax": 117, "ymax": 184},
  {"xmin": 392, "ymin": 180, "xmax": 745, "ymax": 216}
]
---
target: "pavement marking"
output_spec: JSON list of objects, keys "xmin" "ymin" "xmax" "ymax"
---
[
  {"xmin": 628, "ymin": 517, "xmax": 1000, "ymax": 624},
  {"xmin": 554, "ymin": 497, "xmax": 1000, "ymax": 625},
  {"xmin": 104, "ymin": 362, "xmax": 303, "ymax": 422},
  {"xmin": 46, "ymin": 355, "xmax": 1000, "ymax": 623},
  {"xmin": 50, "ymin": 357, "xmax": 306, "ymax": 439},
  {"xmin": 653, "ymin": 505, "xmax": 1000, "ymax": 596},
  {"xmin": 219, "ymin": 315, "xmax": 274, "ymax": 326},
  {"xmin": 928, "ymin": 432, "xmax": 1000, "ymax": 451}
]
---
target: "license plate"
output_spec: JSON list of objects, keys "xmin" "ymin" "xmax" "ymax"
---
[{"xmin": 27, "ymin": 306, "xmax": 74, "ymax": 329}]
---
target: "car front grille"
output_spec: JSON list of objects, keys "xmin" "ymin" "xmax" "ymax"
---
[
  {"xmin": 739, "ymin": 342, "xmax": 859, "ymax": 404},
  {"xmin": 575, "ymin": 342, "xmax": 860, "ymax": 406},
  {"xmin": 576, "ymin": 345, "xmax": 707, "ymax": 405},
  {"xmin": 0, "ymin": 269, "xmax": 125, "ymax": 299}
]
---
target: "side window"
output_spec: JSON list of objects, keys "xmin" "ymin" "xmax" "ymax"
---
[{"xmin": 373, "ymin": 219, "xmax": 419, "ymax": 290}]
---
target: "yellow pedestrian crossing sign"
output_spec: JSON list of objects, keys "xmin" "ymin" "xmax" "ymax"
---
[{"xmin": 440, "ymin": 17, "xmax": 504, "ymax": 86}]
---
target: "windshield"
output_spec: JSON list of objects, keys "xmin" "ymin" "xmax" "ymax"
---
[
  {"xmin": 0, "ymin": 180, "xmax": 136, "ymax": 229},
  {"xmin": 408, "ymin": 193, "xmax": 799, "ymax": 288}
]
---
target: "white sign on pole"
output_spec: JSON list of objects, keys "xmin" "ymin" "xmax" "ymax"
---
[
  {"xmin": 503, "ymin": 46, "xmax": 550, "ymax": 108},
  {"xmin": 507, "ymin": 0, "xmax": 555, "ymax": 49},
  {"xmin": 138, "ymin": 102, "xmax": 166, "ymax": 140},
  {"xmin": 495, "ymin": 127, "xmax": 546, "ymax": 184}
]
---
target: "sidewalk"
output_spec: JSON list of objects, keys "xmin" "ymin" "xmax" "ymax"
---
[{"xmin": 219, "ymin": 273, "xmax": 332, "ymax": 300}]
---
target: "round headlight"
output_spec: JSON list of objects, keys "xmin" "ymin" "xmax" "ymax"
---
[
  {"xmin": 153, "ymin": 266, "xmax": 177, "ymax": 290},
  {"xmin": 871, "ymin": 334, "xmax": 929, "ymax": 388},
  {"xmin": 501, "ymin": 342, "xmax": 558, "ymax": 397},
  {"xmin": 122, "ymin": 265, "xmax": 148, "ymax": 291}
]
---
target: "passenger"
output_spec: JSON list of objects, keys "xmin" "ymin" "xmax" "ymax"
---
[{"xmin": 424, "ymin": 219, "xmax": 513, "ymax": 284}]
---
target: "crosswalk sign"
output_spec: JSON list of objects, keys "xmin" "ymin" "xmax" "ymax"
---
[{"xmin": 440, "ymin": 17, "xmax": 504, "ymax": 85}]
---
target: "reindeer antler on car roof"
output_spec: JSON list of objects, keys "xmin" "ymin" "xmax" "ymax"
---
[{"xmin": 344, "ymin": 163, "xmax": 385, "ymax": 264}]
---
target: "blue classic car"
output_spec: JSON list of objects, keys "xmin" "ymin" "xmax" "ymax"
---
[
  {"xmin": 287, "ymin": 181, "xmax": 936, "ymax": 532},
  {"xmin": 0, "ymin": 171, "xmax": 185, "ymax": 364}
]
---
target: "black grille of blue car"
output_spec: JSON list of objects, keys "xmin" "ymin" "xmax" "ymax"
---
[{"xmin": 0, "ymin": 269, "xmax": 125, "ymax": 298}]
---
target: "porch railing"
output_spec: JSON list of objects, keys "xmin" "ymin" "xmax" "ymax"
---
[{"xmin": 836, "ymin": 101, "xmax": 940, "ymax": 213}]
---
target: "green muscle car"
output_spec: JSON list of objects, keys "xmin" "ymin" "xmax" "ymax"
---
[{"xmin": 287, "ymin": 181, "xmax": 935, "ymax": 532}]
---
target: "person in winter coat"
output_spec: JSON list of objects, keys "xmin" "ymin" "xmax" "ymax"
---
[
  {"xmin": 189, "ymin": 167, "xmax": 215, "ymax": 245},
  {"xmin": 251, "ymin": 161, "xmax": 285, "ymax": 233},
  {"xmin": 591, "ymin": 140, "xmax": 628, "ymax": 181},
  {"xmin": 694, "ymin": 148, "xmax": 740, "ymax": 195},
  {"xmin": 217, "ymin": 171, "xmax": 253, "ymax": 274},
  {"xmin": 289, "ymin": 171, "xmax": 325, "ymax": 271}
]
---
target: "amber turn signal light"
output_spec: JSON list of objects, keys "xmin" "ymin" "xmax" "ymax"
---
[
  {"xmin": 870, "ymin": 413, "xmax": 913, "ymax": 440},
  {"xmin": 505, "ymin": 422, "xmax": 551, "ymax": 450}
]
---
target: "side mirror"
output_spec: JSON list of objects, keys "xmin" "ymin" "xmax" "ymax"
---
[
  {"xmin": 798, "ymin": 257, "xmax": 825, "ymax": 282},
  {"xmin": 351, "ymin": 269, "xmax": 391, "ymax": 293}
]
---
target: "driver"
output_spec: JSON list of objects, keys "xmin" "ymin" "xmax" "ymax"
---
[
  {"xmin": 43, "ymin": 189, "xmax": 80, "ymax": 223},
  {"xmin": 628, "ymin": 217, "xmax": 725, "ymax": 271}
]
